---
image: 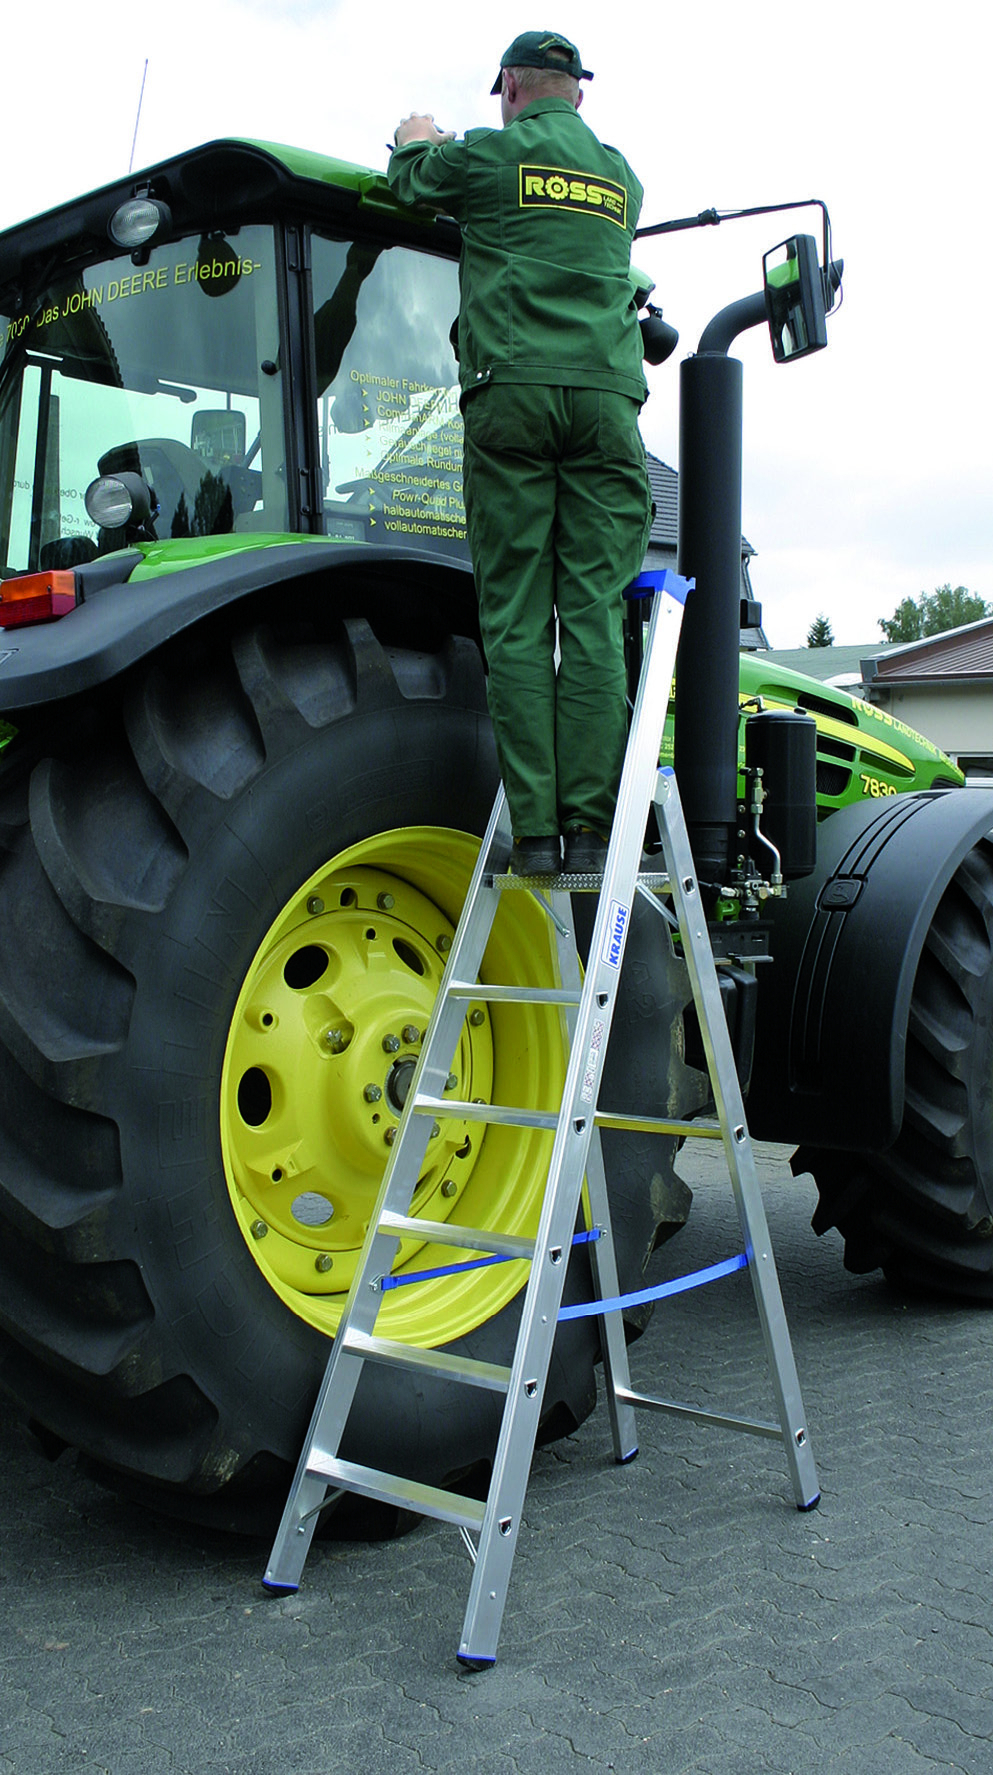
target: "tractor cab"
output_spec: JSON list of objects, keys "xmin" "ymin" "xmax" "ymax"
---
[{"xmin": 0, "ymin": 142, "xmax": 468, "ymax": 582}]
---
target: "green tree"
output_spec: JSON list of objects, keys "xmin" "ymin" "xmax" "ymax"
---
[
  {"xmin": 879, "ymin": 584, "xmax": 992, "ymax": 643},
  {"xmin": 806, "ymin": 613, "xmax": 835, "ymax": 647}
]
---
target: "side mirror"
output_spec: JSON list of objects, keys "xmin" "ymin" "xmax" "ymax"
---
[
  {"xmin": 763, "ymin": 234, "xmax": 827, "ymax": 362},
  {"xmin": 191, "ymin": 409, "xmax": 247, "ymax": 465}
]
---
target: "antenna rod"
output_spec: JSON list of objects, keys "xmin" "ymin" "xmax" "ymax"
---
[{"xmin": 129, "ymin": 59, "xmax": 149, "ymax": 175}]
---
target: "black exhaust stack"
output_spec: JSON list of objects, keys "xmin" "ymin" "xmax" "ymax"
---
[
  {"xmin": 674, "ymin": 350, "xmax": 745, "ymax": 890},
  {"xmin": 674, "ymin": 284, "xmax": 772, "ymax": 889}
]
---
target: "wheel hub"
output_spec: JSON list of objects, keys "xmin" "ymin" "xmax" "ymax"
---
[{"xmin": 220, "ymin": 826, "xmax": 567, "ymax": 1344}]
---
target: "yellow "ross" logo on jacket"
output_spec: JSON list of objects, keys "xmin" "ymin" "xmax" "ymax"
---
[{"xmin": 518, "ymin": 165, "xmax": 628, "ymax": 228}]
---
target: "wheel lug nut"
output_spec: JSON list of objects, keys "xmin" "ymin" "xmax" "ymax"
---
[
  {"xmin": 325, "ymin": 1028, "xmax": 348, "ymax": 1053},
  {"xmin": 469, "ymin": 1009, "xmax": 484, "ymax": 1027},
  {"xmin": 377, "ymin": 891, "xmax": 395, "ymax": 910},
  {"xmin": 315, "ymin": 1253, "xmax": 333, "ymax": 1273},
  {"xmin": 251, "ymin": 1219, "xmax": 269, "ymax": 1240},
  {"xmin": 430, "ymin": 1120, "xmax": 441, "ymax": 1139},
  {"xmin": 437, "ymin": 934, "xmax": 452, "ymax": 952},
  {"xmin": 384, "ymin": 1127, "xmax": 397, "ymax": 1146},
  {"xmin": 445, "ymin": 1073, "xmax": 458, "ymax": 1092},
  {"xmin": 364, "ymin": 1083, "xmax": 383, "ymax": 1103},
  {"xmin": 441, "ymin": 1179, "xmax": 457, "ymax": 1199},
  {"xmin": 402, "ymin": 1025, "xmax": 421, "ymax": 1045},
  {"xmin": 307, "ymin": 895, "xmax": 325, "ymax": 915},
  {"xmin": 382, "ymin": 1033, "xmax": 401, "ymax": 1054}
]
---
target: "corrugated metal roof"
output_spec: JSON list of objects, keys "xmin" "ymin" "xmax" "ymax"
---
[
  {"xmin": 865, "ymin": 618, "xmax": 993, "ymax": 682},
  {"xmin": 760, "ymin": 644, "xmax": 897, "ymax": 684}
]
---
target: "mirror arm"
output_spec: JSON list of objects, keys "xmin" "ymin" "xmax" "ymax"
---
[{"xmin": 696, "ymin": 291, "xmax": 768, "ymax": 357}]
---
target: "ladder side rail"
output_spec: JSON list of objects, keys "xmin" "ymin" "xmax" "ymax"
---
[
  {"xmin": 582, "ymin": 1128, "xmax": 639, "ymax": 1462},
  {"xmin": 653, "ymin": 769, "xmax": 820, "ymax": 1510},
  {"xmin": 265, "ymin": 787, "xmax": 515, "ymax": 1590},
  {"xmin": 458, "ymin": 585, "xmax": 688, "ymax": 1660},
  {"xmin": 313, "ymin": 778, "xmax": 516, "ymax": 1330},
  {"xmin": 549, "ymin": 890, "xmax": 638, "ymax": 1463},
  {"xmin": 263, "ymin": 1115, "xmax": 438, "ymax": 1589}
]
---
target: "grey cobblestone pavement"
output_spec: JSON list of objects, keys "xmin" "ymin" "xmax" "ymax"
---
[{"xmin": 3, "ymin": 1141, "xmax": 992, "ymax": 1774}]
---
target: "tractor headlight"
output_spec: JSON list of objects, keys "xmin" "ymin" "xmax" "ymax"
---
[
  {"xmin": 108, "ymin": 193, "xmax": 172, "ymax": 249},
  {"xmin": 84, "ymin": 471, "xmax": 153, "ymax": 531}
]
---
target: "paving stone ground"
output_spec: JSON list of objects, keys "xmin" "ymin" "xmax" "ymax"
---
[{"xmin": 3, "ymin": 1140, "xmax": 992, "ymax": 1774}]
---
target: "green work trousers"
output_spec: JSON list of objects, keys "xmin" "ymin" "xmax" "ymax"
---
[{"xmin": 462, "ymin": 383, "xmax": 652, "ymax": 838}]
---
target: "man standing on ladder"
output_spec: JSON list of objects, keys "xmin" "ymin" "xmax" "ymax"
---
[{"xmin": 388, "ymin": 31, "xmax": 653, "ymax": 875}]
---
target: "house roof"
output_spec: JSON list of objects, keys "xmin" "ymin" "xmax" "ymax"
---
[
  {"xmin": 862, "ymin": 617, "xmax": 993, "ymax": 684},
  {"xmin": 646, "ymin": 455, "xmax": 678, "ymax": 548},
  {"xmin": 759, "ymin": 643, "xmax": 897, "ymax": 685}
]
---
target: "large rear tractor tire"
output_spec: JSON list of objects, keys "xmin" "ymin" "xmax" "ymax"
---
[
  {"xmin": 0, "ymin": 610, "xmax": 690, "ymax": 1530},
  {"xmin": 798, "ymin": 836, "xmax": 993, "ymax": 1299}
]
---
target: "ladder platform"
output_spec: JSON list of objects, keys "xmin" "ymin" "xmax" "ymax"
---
[
  {"xmin": 491, "ymin": 868, "xmax": 671, "ymax": 892},
  {"xmin": 303, "ymin": 1455, "xmax": 487, "ymax": 1532},
  {"xmin": 341, "ymin": 1329, "xmax": 512, "ymax": 1393},
  {"xmin": 377, "ymin": 1210, "xmax": 535, "ymax": 1260}
]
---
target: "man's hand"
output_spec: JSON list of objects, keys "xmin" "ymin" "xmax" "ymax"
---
[{"xmin": 393, "ymin": 113, "xmax": 456, "ymax": 149}]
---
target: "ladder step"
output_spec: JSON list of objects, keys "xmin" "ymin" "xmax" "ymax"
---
[
  {"xmin": 306, "ymin": 1454, "xmax": 487, "ymax": 1531},
  {"xmin": 341, "ymin": 1329, "xmax": 511, "ymax": 1393},
  {"xmin": 446, "ymin": 981, "xmax": 581, "ymax": 1006},
  {"xmin": 414, "ymin": 1095, "xmax": 558, "ymax": 1131},
  {"xmin": 377, "ymin": 1210, "xmax": 536, "ymax": 1261},
  {"xmin": 596, "ymin": 1111, "xmax": 724, "ymax": 1140}
]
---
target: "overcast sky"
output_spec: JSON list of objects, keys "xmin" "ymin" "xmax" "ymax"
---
[{"xmin": 3, "ymin": 0, "xmax": 988, "ymax": 647}]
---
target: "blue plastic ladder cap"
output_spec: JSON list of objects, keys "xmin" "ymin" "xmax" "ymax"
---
[
  {"xmin": 262, "ymin": 1578, "xmax": 300, "ymax": 1594},
  {"xmin": 624, "ymin": 568, "xmax": 695, "ymax": 603},
  {"xmin": 457, "ymin": 1652, "xmax": 497, "ymax": 1671}
]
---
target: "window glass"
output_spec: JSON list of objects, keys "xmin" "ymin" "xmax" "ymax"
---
[
  {"xmin": 0, "ymin": 227, "xmax": 285, "ymax": 574},
  {"xmin": 310, "ymin": 236, "xmax": 467, "ymax": 559}
]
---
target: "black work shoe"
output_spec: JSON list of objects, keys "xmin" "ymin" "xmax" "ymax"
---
[
  {"xmin": 563, "ymin": 828, "xmax": 608, "ymax": 873},
  {"xmin": 510, "ymin": 835, "xmax": 561, "ymax": 876}
]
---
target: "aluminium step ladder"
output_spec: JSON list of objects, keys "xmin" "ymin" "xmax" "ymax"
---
[{"xmin": 263, "ymin": 568, "xmax": 819, "ymax": 1668}]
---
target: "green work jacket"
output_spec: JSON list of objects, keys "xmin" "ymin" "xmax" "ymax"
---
[{"xmin": 387, "ymin": 97, "xmax": 647, "ymax": 405}]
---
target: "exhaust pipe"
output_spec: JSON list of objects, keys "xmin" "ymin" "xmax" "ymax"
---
[{"xmin": 674, "ymin": 349, "xmax": 745, "ymax": 890}]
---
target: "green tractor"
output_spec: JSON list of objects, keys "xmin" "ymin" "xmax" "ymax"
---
[{"xmin": 0, "ymin": 141, "xmax": 990, "ymax": 1533}]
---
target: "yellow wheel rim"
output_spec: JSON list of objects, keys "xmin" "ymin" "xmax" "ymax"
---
[{"xmin": 220, "ymin": 827, "xmax": 567, "ymax": 1345}]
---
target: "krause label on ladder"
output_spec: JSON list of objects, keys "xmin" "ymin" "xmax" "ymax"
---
[
  {"xmin": 601, "ymin": 901, "xmax": 628, "ymax": 970},
  {"xmin": 581, "ymin": 1018, "xmax": 606, "ymax": 1104}
]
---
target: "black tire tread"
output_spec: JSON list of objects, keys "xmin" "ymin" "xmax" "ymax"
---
[
  {"xmin": 799, "ymin": 836, "xmax": 993, "ymax": 1298},
  {"xmin": 0, "ymin": 606, "xmax": 683, "ymax": 1525}
]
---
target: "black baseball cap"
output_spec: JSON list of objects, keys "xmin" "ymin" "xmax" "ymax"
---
[{"xmin": 490, "ymin": 31, "xmax": 594, "ymax": 95}]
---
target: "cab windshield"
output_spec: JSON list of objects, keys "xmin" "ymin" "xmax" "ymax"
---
[{"xmin": 0, "ymin": 225, "xmax": 285, "ymax": 575}]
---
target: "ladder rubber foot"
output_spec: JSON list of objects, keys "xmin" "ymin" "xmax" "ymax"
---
[
  {"xmin": 261, "ymin": 1579, "xmax": 300, "ymax": 1594},
  {"xmin": 797, "ymin": 1493, "xmax": 822, "ymax": 1512},
  {"xmin": 457, "ymin": 1653, "xmax": 497, "ymax": 1672},
  {"xmin": 615, "ymin": 1447, "xmax": 639, "ymax": 1466}
]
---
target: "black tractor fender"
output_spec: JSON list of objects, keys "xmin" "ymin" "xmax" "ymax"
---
[
  {"xmin": 0, "ymin": 541, "xmax": 475, "ymax": 712},
  {"xmin": 746, "ymin": 787, "xmax": 993, "ymax": 1152}
]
